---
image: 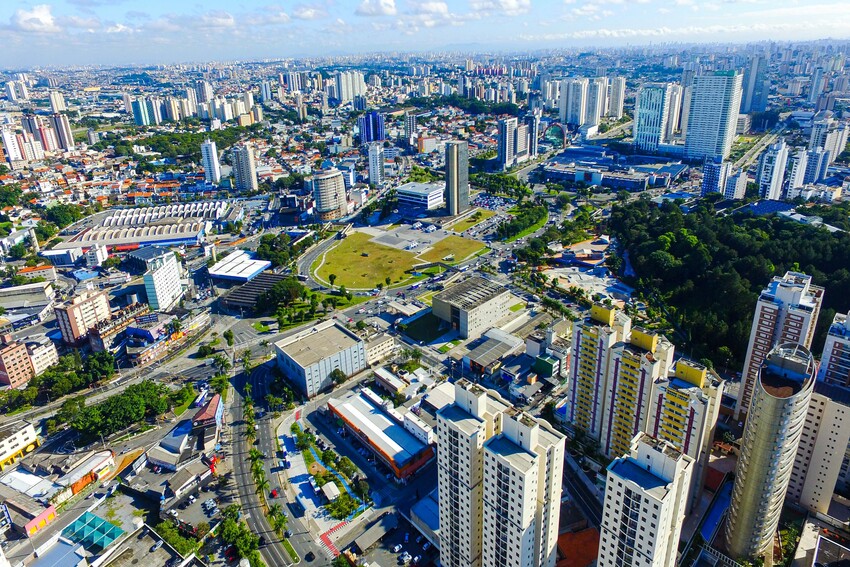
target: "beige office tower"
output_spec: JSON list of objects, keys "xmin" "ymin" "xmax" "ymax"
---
[
  {"xmin": 736, "ymin": 272, "xmax": 823, "ymax": 419},
  {"xmin": 437, "ymin": 380, "xmax": 565, "ymax": 567},
  {"xmin": 725, "ymin": 344, "xmax": 816, "ymax": 560},
  {"xmin": 599, "ymin": 433, "xmax": 693, "ymax": 567},
  {"xmin": 646, "ymin": 359, "xmax": 724, "ymax": 511}
]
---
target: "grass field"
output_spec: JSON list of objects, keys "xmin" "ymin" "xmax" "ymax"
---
[
  {"xmin": 509, "ymin": 302, "xmax": 525, "ymax": 312},
  {"xmin": 252, "ymin": 321, "xmax": 271, "ymax": 333},
  {"xmin": 418, "ymin": 235, "xmax": 486, "ymax": 264},
  {"xmin": 314, "ymin": 231, "xmax": 419, "ymax": 289},
  {"xmin": 451, "ymin": 209, "xmax": 496, "ymax": 232}
]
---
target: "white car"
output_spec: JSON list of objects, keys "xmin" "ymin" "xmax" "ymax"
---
[{"xmin": 392, "ymin": 544, "xmax": 403, "ymax": 553}]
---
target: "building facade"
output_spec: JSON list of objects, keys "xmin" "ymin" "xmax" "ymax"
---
[
  {"xmin": 756, "ymin": 139, "xmax": 789, "ymax": 200},
  {"xmin": 143, "ymin": 251, "xmax": 183, "ymax": 312},
  {"xmin": 55, "ymin": 290, "xmax": 112, "ymax": 345},
  {"xmin": 634, "ymin": 83, "xmax": 672, "ymax": 152},
  {"xmin": 684, "ymin": 71, "xmax": 743, "ymax": 161},
  {"xmin": 737, "ymin": 272, "xmax": 823, "ymax": 419},
  {"xmin": 309, "ymin": 169, "xmax": 348, "ymax": 221},
  {"xmin": 437, "ymin": 380, "xmax": 565, "ymax": 567},
  {"xmin": 819, "ymin": 310, "xmax": 850, "ymax": 386},
  {"xmin": 274, "ymin": 320, "xmax": 367, "ymax": 398},
  {"xmin": 232, "ymin": 143, "xmax": 258, "ymax": 192},
  {"xmin": 432, "ymin": 277, "xmax": 512, "ymax": 340},
  {"xmin": 725, "ymin": 344, "xmax": 817, "ymax": 560},
  {"xmin": 0, "ymin": 337, "xmax": 34, "ymax": 389},
  {"xmin": 445, "ymin": 140, "xmax": 469, "ymax": 216},
  {"xmin": 200, "ymin": 138, "xmax": 221, "ymax": 184},
  {"xmin": 646, "ymin": 359, "xmax": 724, "ymax": 510},
  {"xmin": 599, "ymin": 433, "xmax": 693, "ymax": 567}
]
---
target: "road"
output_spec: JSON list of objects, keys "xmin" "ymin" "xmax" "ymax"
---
[
  {"xmin": 231, "ymin": 370, "xmax": 295, "ymax": 567},
  {"xmin": 245, "ymin": 364, "xmax": 327, "ymax": 563},
  {"xmin": 563, "ymin": 461, "xmax": 603, "ymax": 527},
  {"xmin": 733, "ymin": 125, "xmax": 785, "ymax": 171}
]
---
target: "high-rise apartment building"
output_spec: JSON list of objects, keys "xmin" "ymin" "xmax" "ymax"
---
[
  {"xmin": 48, "ymin": 91, "xmax": 66, "ymax": 113},
  {"xmin": 200, "ymin": 138, "xmax": 221, "ymax": 184},
  {"xmin": 684, "ymin": 71, "xmax": 743, "ymax": 161},
  {"xmin": 607, "ymin": 77, "xmax": 626, "ymax": 119},
  {"xmin": 741, "ymin": 54, "xmax": 769, "ymax": 113},
  {"xmin": 131, "ymin": 98, "xmax": 151, "ymax": 126},
  {"xmin": 646, "ymin": 359, "xmax": 724, "ymax": 510},
  {"xmin": 231, "ymin": 143, "xmax": 258, "ymax": 192},
  {"xmin": 787, "ymin": 381, "xmax": 850, "ymax": 515},
  {"xmin": 565, "ymin": 304, "xmax": 632, "ymax": 439},
  {"xmin": 585, "ymin": 78, "xmax": 608, "ymax": 127},
  {"xmin": 725, "ymin": 344, "xmax": 816, "ymax": 560},
  {"xmin": 788, "ymin": 149, "xmax": 808, "ymax": 189},
  {"xmin": 445, "ymin": 141, "xmax": 469, "ymax": 216},
  {"xmin": 809, "ymin": 68, "xmax": 825, "ymax": 104},
  {"xmin": 367, "ymin": 143, "xmax": 385, "ymax": 187},
  {"xmin": 497, "ymin": 117, "xmax": 517, "ymax": 170},
  {"xmin": 55, "ymin": 290, "xmax": 112, "ymax": 345},
  {"xmin": 143, "ymin": 252, "xmax": 183, "ymax": 312},
  {"xmin": 358, "ymin": 111, "xmax": 386, "ymax": 143},
  {"xmin": 403, "ymin": 112, "xmax": 417, "ymax": 145},
  {"xmin": 195, "ymin": 80, "xmax": 214, "ymax": 104},
  {"xmin": 819, "ymin": 310, "xmax": 850, "ymax": 386},
  {"xmin": 634, "ymin": 83, "xmax": 672, "ymax": 152},
  {"xmin": 524, "ymin": 111, "xmax": 540, "ymax": 158},
  {"xmin": 0, "ymin": 337, "xmax": 35, "ymax": 389},
  {"xmin": 436, "ymin": 380, "xmax": 565, "ymax": 567},
  {"xmin": 559, "ymin": 78, "xmax": 588, "ymax": 127},
  {"xmin": 49, "ymin": 113, "xmax": 74, "ymax": 151},
  {"xmin": 724, "ymin": 170, "xmax": 748, "ymax": 200},
  {"xmin": 309, "ymin": 169, "xmax": 348, "ymax": 221},
  {"xmin": 701, "ymin": 159, "xmax": 732, "ymax": 196},
  {"xmin": 737, "ymin": 272, "xmax": 823, "ymax": 419},
  {"xmin": 804, "ymin": 147, "xmax": 831, "ymax": 184},
  {"xmin": 756, "ymin": 139, "xmax": 789, "ymax": 200},
  {"xmin": 599, "ymin": 433, "xmax": 693, "ymax": 567},
  {"xmin": 601, "ymin": 328, "xmax": 674, "ymax": 459}
]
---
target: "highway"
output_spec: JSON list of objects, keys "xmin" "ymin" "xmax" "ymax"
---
[{"xmin": 733, "ymin": 125, "xmax": 785, "ymax": 171}]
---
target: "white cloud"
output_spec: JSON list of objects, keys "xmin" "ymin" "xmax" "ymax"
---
[
  {"xmin": 11, "ymin": 5, "xmax": 62, "ymax": 33},
  {"xmin": 293, "ymin": 4, "xmax": 328, "ymax": 19},
  {"xmin": 415, "ymin": 1, "xmax": 450, "ymax": 15},
  {"xmin": 470, "ymin": 0, "xmax": 531, "ymax": 16},
  {"xmin": 62, "ymin": 15, "xmax": 101, "ymax": 30},
  {"xmin": 200, "ymin": 11, "xmax": 236, "ymax": 28},
  {"xmin": 356, "ymin": 0, "xmax": 398, "ymax": 16},
  {"xmin": 105, "ymin": 23, "xmax": 135, "ymax": 33},
  {"xmin": 245, "ymin": 6, "xmax": 291, "ymax": 25}
]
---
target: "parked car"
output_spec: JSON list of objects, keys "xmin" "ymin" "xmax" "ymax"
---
[
  {"xmin": 151, "ymin": 540, "xmax": 163, "ymax": 552},
  {"xmin": 392, "ymin": 544, "xmax": 403, "ymax": 553}
]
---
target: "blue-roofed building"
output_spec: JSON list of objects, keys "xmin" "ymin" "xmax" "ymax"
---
[
  {"xmin": 30, "ymin": 538, "xmax": 86, "ymax": 567},
  {"xmin": 737, "ymin": 199, "xmax": 795, "ymax": 216},
  {"xmin": 599, "ymin": 433, "xmax": 694, "ymax": 567}
]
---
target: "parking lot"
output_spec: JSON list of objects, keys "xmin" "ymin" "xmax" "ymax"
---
[{"xmin": 358, "ymin": 516, "xmax": 436, "ymax": 566}]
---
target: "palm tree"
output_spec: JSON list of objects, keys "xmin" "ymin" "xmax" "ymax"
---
[
  {"xmin": 249, "ymin": 448, "xmax": 263, "ymax": 465},
  {"xmin": 268, "ymin": 503, "xmax": 283, "ymax": 519},
  {"xmin": 245, "ymin": 428, "xmax": 256, "ymax": 444},
  {"xmin": 259, "ymin": 339, "xmax": 270, "ymax": 356},
  {"xmin": 256, "ymin": 478, "xmax": 270, "ymax": 496},
  {"xmin": 213, "ymin": 354, "xmax": 231, "ymax": 374}
]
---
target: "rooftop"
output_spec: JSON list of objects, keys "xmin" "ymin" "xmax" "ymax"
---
[
  {"xmin": 328, "ymin": 391, "xmax": 428, "ymax": 468},
  {"xmin": 610, "ymin": 458, "xmax": 670, "ymax": 500},
  {"xmin": 484, "ymin": 434, "xmax": 537, "ymax": 474},
  {"xmin": 396, "ymin": 181, "xmax": 445, "ymax": 196},
  {"xmin": 437, "ymin": 404, "xmax": 484, "ymax": 436},
  {"xmin": 207, "ymin": 250, "xmax": 271, "ymax": 281},
  {"xmin": 434, "ymin": 276, "xmax": 507, "ymax": 311},
  {"xmin": 276, "ymin": 322, "xmax": 361, "ymax": 368}
]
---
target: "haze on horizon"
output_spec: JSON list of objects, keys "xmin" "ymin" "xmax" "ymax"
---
[{"xmin": 3, "ymin": 0, "xmax": 850, "ymax": 67}]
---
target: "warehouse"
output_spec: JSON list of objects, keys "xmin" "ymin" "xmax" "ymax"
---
[
  {"xmin": 207, "ymin": 251, "xmax": 271, "ymax": 282},
  {"xmin": 275, "ymin": 320, "xmax": 367, "ymax": 398},
  {"xmin": 220, "ymin": 272, "xmax": 288, "ymax": 312},
  {"xmin": 327, "ymin": 389, "xmax": 434, "ymax": 479},
  {"xmin": 397, "ymin": 182, "xmax": 445, "ymax": 211},
  {"xmin": 432, "ymin": 276, "xmax": 512, "ymax": 339}
]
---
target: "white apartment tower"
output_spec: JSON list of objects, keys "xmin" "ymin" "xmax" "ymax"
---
[
  {"xmin": 48, "ymin": 91, "xmax": 66, "ymax": 113},
  {"xmin": 599, "ymin": 433, "xmax": 693, "ymax": 567},
  {"xmin": 559, "ymin": 78, "xmax": 588, "ymax": 127},
  {"xmin": 585, "ymin": 78, "xmax": 608, "ymax": 127},
  {"xmin": 756, "ymin": 139, "xmax": 789, "ymax": 200},
  {"xmin": 232, "ymin": 143, "xmax": 258, "ymax": 192},
  {"xmin": 437, "ymin": 380, "xmax": 565, "ymax": 567},
  {"xmin": 367, "ymin": 143, "xmax": 385, "ymax": 187},
  {"xmin": 684, "ymin": 71, "xmax": 743, "ymax": 161},
  {"xmin": 787, "ymin": 382, "xmax": 850, "ymax": 515},
  {"xmin": 200, "ymin": 139, "xmax": 222, "ymax": 184},
  {"xmin": 143, "ymin": 252, "xmax": 183, "ymax": 312},
  {"xmin": 607, "ymin": 77, "xmax": 626, "ymax": 119},
  {"xmin": 497, "ymin": 117, "xmax": 518, "ymax": 171},
  {"xmin": 737, "ymin": 272, "xmax": 823, "ymax": 419},
  {"xmin": 788, "ymin": 149, "xmax": 808, "ymax": 189},
  {"xmin": 634, "ymin": 83, "xmax": 672, "ymax": 152}
]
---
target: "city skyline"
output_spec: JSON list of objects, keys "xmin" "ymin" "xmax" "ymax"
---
[{"xmin": 3, "ymin": 1, "xmax": 850, "ymax": 67}]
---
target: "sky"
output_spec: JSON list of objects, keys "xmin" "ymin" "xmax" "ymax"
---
[{"xmin": 3, "ymin": 0, "xmax": 850, "ymax": 67}]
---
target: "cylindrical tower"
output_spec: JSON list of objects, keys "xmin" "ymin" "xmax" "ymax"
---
[
  {"xmin": 310, "ymin": 169, "xmax": 347, "ymax": 221},
  {"xmin": 725, "ymin": 343, "xmax": 817, "ymax": 560}
]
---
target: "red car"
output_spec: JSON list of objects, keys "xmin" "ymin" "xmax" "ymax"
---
[
  {"xmin": 224, "ymin": 545, "xmax": 237, "ymax": 562},
  {"xmin": 270, "ymin": 489, "xmax": 278, "ymax": 498}
]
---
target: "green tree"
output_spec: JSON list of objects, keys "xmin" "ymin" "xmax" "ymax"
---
[
  {"xmin": 328, "ymin": 274, "xmax": 337, "ymax": 288},
  {"xmin": 224, "ymin": 329, "xmax": 235, "ymax": 346},
  {"xmin": 329, "ymin": 368, "xmax": 347, "ymax": 385}
]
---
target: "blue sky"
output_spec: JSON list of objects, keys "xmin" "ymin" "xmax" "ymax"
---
[{"xmin": 3, "ymin": 0, "xmax": 850, "ymax": 67}]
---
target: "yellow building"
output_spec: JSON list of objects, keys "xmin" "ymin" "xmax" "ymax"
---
[
  {"xmin": 646, "ymin": 359, "xmax": 724, "ymax": 510},
  {"xmin": 601, "ymin": 328, "xmax": 674, "ymax": 459},
  {"xmin": 0, "ymin": 421, "xmax": 39, "ymax": 471},
  {"xmin": 565, "ymin": 304, "xmax": 631, "ymax": 439}
]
